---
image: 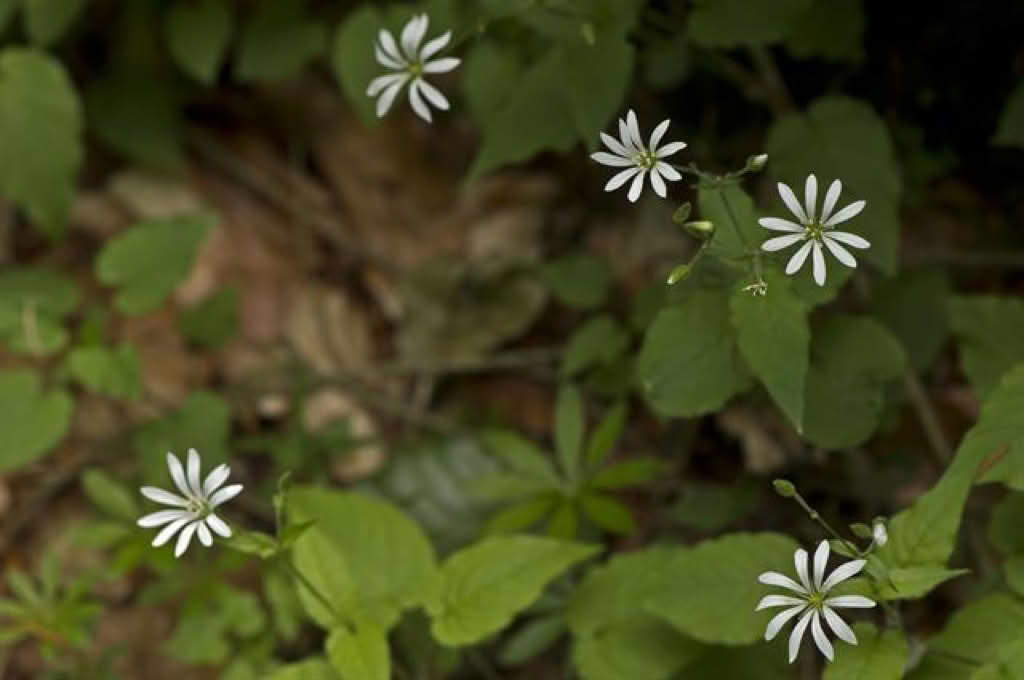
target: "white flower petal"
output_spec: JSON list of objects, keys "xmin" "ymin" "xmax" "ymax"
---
[
  {"xmin": 374, "ymin": 44, "xmax": 404, "ymax": 70},
  {"xmin": 649, "ymin": 166, "xmax": 667, "ymax": 198},
  {"xmin": 824, "ymin": 595, "xmax": 876, "ymax": 609},
  {"xmin": 415, "ymin": 78, "xmax": 449, "ymax": 110},
  {"xmin": 186, "ymin": 449, "xmax": 202, "ymax": 497},
  {"xmin": 758, "ymin": 571, "xmax": 808, "ymax": 594},
  {"xmin": 756, "ymin": 595, "xmax": 806, "ymax": 610},
  {"xmin": 821, "ymin": 179, "xmax": 842, "ymax": 223},
  {"xmin": 785, "ymin": 240, "xmax": 814, "ymax": 275},
  {"xmin": 813, "ymin": 540, "xmax": 830, "ymax": 591},
  {"xmin": 600, "ymin": 131, "xmax": 630, "ymax": 157},
  {"xmin": 804, "ymin": 174, "xmax": 818, "ymax": 223},
  {"xmin": 367, "ymin": 73, "xmax": 407, "ymax": 97},
  {"xmin": 825, "ymin": 231, "xmax": 871, "ymax": 249},
  {"xmin": 401, "ymin": 14, "xmax": 428, "ymax": 59},
  {"xmin": 196, "ymin": 522, "xmax": 213, "ymax": 547},
  {"xmin": 138, "ymin": 509, "xmax": 190, "ymax": 528},
  {"xmin": 152, "ymin": 517, "xmax": 191, "ymax": 547},
  {"xmin": 423, "ymin": 57, "xmax": 460, "ymax": 74},
  {"xmin": 626, "ymin": 110, "xmax": 643, "ymax": 150},
  {"xmin": 377, "ymin": 30, "xmax": 403, "ymax": 65},
  {"xmin": 788, "ymin": 609, "xmax": 814, "ymax": 664},
  {"xmin": 605, "ymin": 166, "xmax": 641, "ymax": 192},
  {"xmin": 140, "ymin": 486, "xmax": 189, "ymax": 507},
  {"xmin": 205, "ymin": 513, "xmax": 232, "ymax": 538},
  {"xmin": 759, "ymin": 217, "xmax": 803, "ymax": 232},
  {"xmin": 794, "ymin": 548, "xmax": 812, "ymax": 591},
  {"xmin": 812, "ymin": 241, "xmax": 827, "ymax": 286},
  {"xmin": 627, "ymin": 169, "xmax": 646, "ymax": 203},
  {"xmin": 811, "ymin": 611, "xmax": 834, "ymax": 661},
  {"xmin": 761, "ymin": 233, "xmax": 805, "ymax": 252},
  {"xmin": 649, "ymin": 119, "xmax": 670, "ymax": 150},
  {"xmin": 617, "ymin": 117, "xmax": 635, "ymax": 152},
  {"xmin": 766, "ymin": 604, "xmax": 807, "ymax": 641},
  {"xmin": 778, "ymin": 182, "xmax": 809, "ymax": 223},
  {"xmin": 655, "ymin": 141, "xmax": 687, "ymax": 158},
  {"xmin": 822, "ymin": 606, "xmax": 857, "ymax": 645},
  {"xmin": 203, "ymin": 464, "xmax": 231, "ymax": 497},
  {"xmin": 209, "ymin": 484, "xmax": 243, "ymax": 508},
  {"xmin": 591, "ymin": 151, "xmax": 633, "ymax": 167},
  {"xmin": 419, "ymin": 30, "xmax": 451, "ymax": 61},
  {"xmin": 376, "ymin": 79, "xmax": 405, "ymax": 117},
  {"xmin": 824, "ymin": 200, "xmax": 866, "ymax": 227},
  {"xmin": 174, "ymin": 521, "xmax": 199, "ymax": 558},
  {"xmin": 821, "ymin": 560, "xmax": 867, "ymax": 592},
  {"xmin": 823, "ymin": 236, "xmax": 858, "ymax": 268},
  {"xmin": 656, "ymin": 161, "xmax": 681, "ymax": 181},
  {"xmin": 166, "ymin": 452, "xmax": 190, "ymax": 498},
  {"xmin": 408, "ymin": 80, "xmax": 432, "ymax": 122}
]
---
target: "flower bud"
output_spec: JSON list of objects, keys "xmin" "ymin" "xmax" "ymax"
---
[
  {"xmin": 849, "ymin": 522, "xmax": 872, "ymax": 539},
  {"xmin": 683, "ymin": 220, "xmax": 715, "ymax": 240},
  {"xmin": 672, "ymin": 201, "xmax": 692, "ymax": 225},
  {"xmin": 872, "ymin": 520, "xmax": 888, "ymax": 547},
  {"xmin": 746, "ymin": 153, "xmax": 768, "ymax": 171},
  {"xmin": 667, "ymin": 263, "xmax": 691, "ymax": 285},
  {"xmin": 772, "ymin": 479, "xmax": 796, "ymax": 498}
]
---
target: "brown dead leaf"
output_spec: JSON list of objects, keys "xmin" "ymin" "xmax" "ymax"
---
[
  {"xmin": 716, "ymin": 404, "xmax": 800, "ymax": 474},
  {"xmin": 303, "ymin": 388, "xmax": 385, "ymax": 482},
  {"xmin": 286, "ymin": 284, "xmax": 374, "ymax": 375}
]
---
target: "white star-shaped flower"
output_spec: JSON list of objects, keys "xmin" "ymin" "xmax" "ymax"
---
[
  {"xmin": 756, "ymin": 540, "xmax": 876, "ymax": 663},
  {"xmin": 759, "ymin": 175, "xmax": 871, "ymax": 286},
  {"xmin": 366, "ymin": 14, "xmax": 460, "ymax": 123},
  {"xmin": 591, "ymin": 110, "xmax": 687, "ymax": 203},
  {"xmin": 138, "ymin": 449, "xmax": 242, "ymax": 558}
]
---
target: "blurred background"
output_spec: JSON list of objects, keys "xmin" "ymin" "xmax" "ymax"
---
[{"xmin": 1, "ymin": 0, "xmax": 1024, "ymax": 678}]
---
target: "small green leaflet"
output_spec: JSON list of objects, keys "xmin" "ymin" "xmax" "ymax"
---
[
  {"xmin": 994, "ymin": 81, "xmax": 1024, "ymax": 148},
  {"xmin": 0, "ymin": 370, "xmax": 73, "ymax": 472},
  {"xmin": 23, "ymin": 0, "xmax": 89, "ymax": 47},
  {"xmin": 687, "ymin": 0, "xmax": 812, "ymax": 48},
  {"xmin": 823, "ymin": 624, "xmax": 907, "ymax": 680},
  {"xmin": 326, "ymin": 620, "xmax": 390, "ymax": 680},
  {"xmin": 65, "ymin": 344, "xmax": 142, "ymax": 400},
  {"xmin": 949, "ymin": 295, "xmax": 1024, "ymax": 400},
  {"xmin": 234, "ymin": 0, "xmax": 327, "ymax": 82},
  {"xmin": 165, "ymin": 0, "xmax": 234, "ymax": 85}
]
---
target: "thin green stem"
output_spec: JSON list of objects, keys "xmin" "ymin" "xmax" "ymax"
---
[
  {"xmin": 790, "ymin": 491, "xmax": 862, "ymax": 558},
  {"xmin": 282, "ymin": 559, "xmax": 352, "ymax": 633}
]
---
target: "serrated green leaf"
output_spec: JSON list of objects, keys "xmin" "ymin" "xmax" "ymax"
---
[
  {"xmin": 824, "ymin": 623, "xmax": 907, "ymax": 680},
  {"xmin": 731, "ymin": 270, "xmax": 809, "ymax": 431},
  {"xmin": 589, "ymin": 458, "xmax": 662, "ymax": 490},
  {"xmin": 96, "ymin": 215, "xmax": 211, "ymax": 314},
  {"xmin": 555, "ymin": 384, "xmax": 584, "ymax": 482},
  {"xmin": 699, "ymin": 184, "xmax": 762, "ymax": 260},
  {"xmin": 427, "ymin": 535, "xmax": 598, "ymax": 646},
  {"xmin": 135, "ymin": 390, "xmax": 230, "ymax": 479},
  {"xmin": 646, "ymin": 532, "xmax": 799, "ymax": 644},
  {"xmin": 0, "ymin": 48, "xmax": 83, "ymax": 238},
  {"xmin": 563, "ymin": 316, "xmax": 629, "ymax": 377},
  {"xmin": 766, "ymin": 96, "xmax": 902, "ymax": 274},
  {"xmin": 802, "ymin": 315, "xmax": 906, "ymax": 448},
  {"xmin": 579, "ymin": 493, "xmax": 633, "ymax": 534},
  {"xmin": 875, "ymin": 567, "xmax": 969, "ymax": 601},
  {"xmin": 479, "ymin": 429, "xmax": 560, "ymax": 484},
  {"xmin": 687, "ymin": 0, "xmax": 811, "ymax": 47},
  {"xmin": 23, "ymin": 0, "xmax": 88, "ymax": 46},
  {"xmin": 540, "ymin": 254, "xmax": 613, "ymax": 310},
  {"xmin": 784, "ymin": 0, "xmax": 865, "ymax": 63},
  {"xmin": 331, "ymin": 5, "xmax": 384, "ymax": 125},
  {"xmin": 949, "ymin": 296, "xmax": 1024, "ymax": 399},
  {"xmin": 289, "ymin": 487, "xmax": 437, "ymax": 630},
  {"xmin": 66, "ymin": 344, "xmax": 141, "ymax": 399},
  {"xmin": 179, "ymin": 287, "xmax": 238, "ymax": 348},
  {"xmin": 326, "ymin": 620, "xmax": 390, "ymax": 680},
  {"xmin": 995, "ymin": 81, "xmax": 1024, "ymax": 148},
  {"xmin": 0, "ymin": 370, "xmax": 73, "ymax": 472},
  {"xmin": 636, "ymin": 290, "xmax": 750, "ymax": 418},
  {"xmin": 586, "ymin": 401, "xmax": 627, "ymax": 467},
  {"xmin": 235, "ymin": 0, "xmax": 326, "ymax": 82},
  {"xmin": 81, "ymin": 469, "xmax": 139, "ymax": 521},
  {"xmin": 572, "ymin": 616, "xmax": 702, "ymax": 680},
  {"xmin": 165, "ymin": 0, "xmax": 233, "ymax": 85},
  {"xmin": 872, "ymin": 268, "xmax": 950, "ymax": 372},
  {"xmin": 500, "ymin": 613, "xmax": 566, "ymax": 666}
]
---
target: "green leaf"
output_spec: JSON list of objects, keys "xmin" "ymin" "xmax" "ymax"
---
[
  {"xmin": 989, "ymin": 492, "xmax": 1024, "ymax": 555},
  {"xmin": 586, "ymin": 401, "xmax": 627, "ymax": 467},
  {"xmin": 802, "ymin": 316, "xmax": 906, "ymax": 448},
  {"xmin": 23, "ymin": 0, "xmax": 88, "ymax": 46},
  {"xmin": 927, "ymin": 594, "xmax": 1024, "ymax": 664},
  {"xmin": 0, "ymin": 48, "xmax": 83, "ymax": 238},
  {"xmin": 589, "ymin": 458, "xmax": 662, "ymax": 490},
  {"xmin": 971, "ymin": 640, "xmax": 1024, "ymax": 680},
  {"xmin": 331, "ymin": 5, "xmax": 383, "ymax": 125},
  {"xmin": 266, "ymin": 658, "xmax": 338, "ymax": 680},
  {"xmin": 96, "ymin": 215, "xmax": 212, "ymax": 314},
  {"xmin": 0, "ymin": 370, "xmax": 73, "ymax": 472},
  {"xmin": 684, "ymin": 645, "xmax": 792, "ymax": 680},
  {"xmin": 66, "ymin": 344, "xmax": 141, "ymax": 399},
  {"xmin": 486, "ymin": 495, "xmax": 559, "ymax": 534},
  {"xmin": 875, "ymin": 567, "xmax": 969, "ymax": 601},
  {"xmin": 547, "ymin": 499, "xmax": 578, "ymax": 539},
  {"xmin": 563, "ymin": 316, "xmax": 630, "ymax": 377},
  {"xmin": 235, "ymin": 0, "xmax": 326, "ymax": 82},
  {"xmin": 226, "ymin": 530, "xmax": 279, "ymax": 559},
  {"xmin": 326, "ymin": 620, "xmax": 390, "ymax": 680},
  {"xmin": 573, "ymin": 616, "xmax": 702, "ymax": 680},
  {"xmin": 687, "ymin": 0, "xmax": 812, "ymax": 47},
  {"xmin": 784, "ymin": 0, "xmax": 865, "ymax": 64},
  {"xmin": 562, "ymin": 35, "xmax": 633, "ymax": 149},
  {"xmin": 994, "ymin": 81, "xmax": 1024, "ymax": 148},
  {"xmin": 646, "ymin": 532, "xmax": 799, "ymax": 644},
  {"xmin": 730, "ymin": 270, "xmax": 810, "ymax": 432},
  {"xmin": 824, "ymin": 623, "xmax": 907, "ymax": 680},
  {"xmin": 540, "ymin": 254, "xmax": 613, "ymax": 310},
  {"xmin": 178, "ymin": 287, "xmax": 239, "ymax": 348},
  {"xmin": 0, "ymin": 267, "xmax": 80, "ymax": 355},
  {"xmin": 872, "ymin": 268, "xmax": 950, "ymax": 372},
  {"xmin": 134, "ymin": 391, "xmax": 231, "ymax": 479},
  {"xmin": 463, "ymin": 42, "xmax": 523, "ymax": 125},
  {"xmin": 479, "ymin": 429, "xmax": 560, "ymax": 484},
  {"xmin": 636, "ymin": 291, "xmax": 750, "ymax": 418},
  {"xmin": 949, "ymin": 296, "xmax": 1024, "ymax": 399},
  {"xmin": 500, "ymin": 613, "xmax": 566, "ymax": 666},
  {"xmin": 0, "ymin": 0, "xmax": 16, "ymax": 32},
  {"xmin": 1005, "ymin": 556, "xmax": 1024, "ymax": 597},
  {"xmin": 699, "ymin": 184, "xmax": 763, "ymax": 260},
  {"xmin": 290, "ymin": 526, "xmax": 357, "ymax": 627},
  {"xmin": 766, "ymin": 96, "xmax": 902, "ymax": 274},
  {"xmin": 289, "ymin": 487, "xmax": 437, "ymax": 630},
  {"xmin": 555, "ymin": 384, "xmax": 584, "ymax": 482},
  {"xmin": 579, "ymin": 493, "xmax": 634, "ymax": 534},
  {"xmin": 165, "ymin": 0, "xmax": 233, "ymax": 85},
  {"xmin": 468, "ymin": 48, "xmax": 578, "ymax": 177},
  {"xmin": 427, "ymin": 535, "xmax": 599, "ymax": 646},
  {"xmin": 882, "ymin": 363, "xmax": 1024, "ymax": 568},
  {"xmin": 81, "ymin": 469, "xmax": 139, "ymax": 521},
  {"xmin": 670, "ymin": 482, "xmax": 758, "ymax": 532}
]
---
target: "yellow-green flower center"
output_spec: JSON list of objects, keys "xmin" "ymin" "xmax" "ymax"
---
[
  {"xmin": 806, "ymin": 591, "xmax": 825, "ymax": 611},
  {"xmin": 632, "ymin": 149, "xmax": 657, "ymax": 169},
  {"xmin": 408, "ymin": 62, "xmax": 424, "ymax": 78},
  {"xmin": 804, "ymin": 221, "xmax": 827, "ymax": 242},
  {"xmin": 186, "ymin": 497, "xmax": 212, "ymax": 518}
]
